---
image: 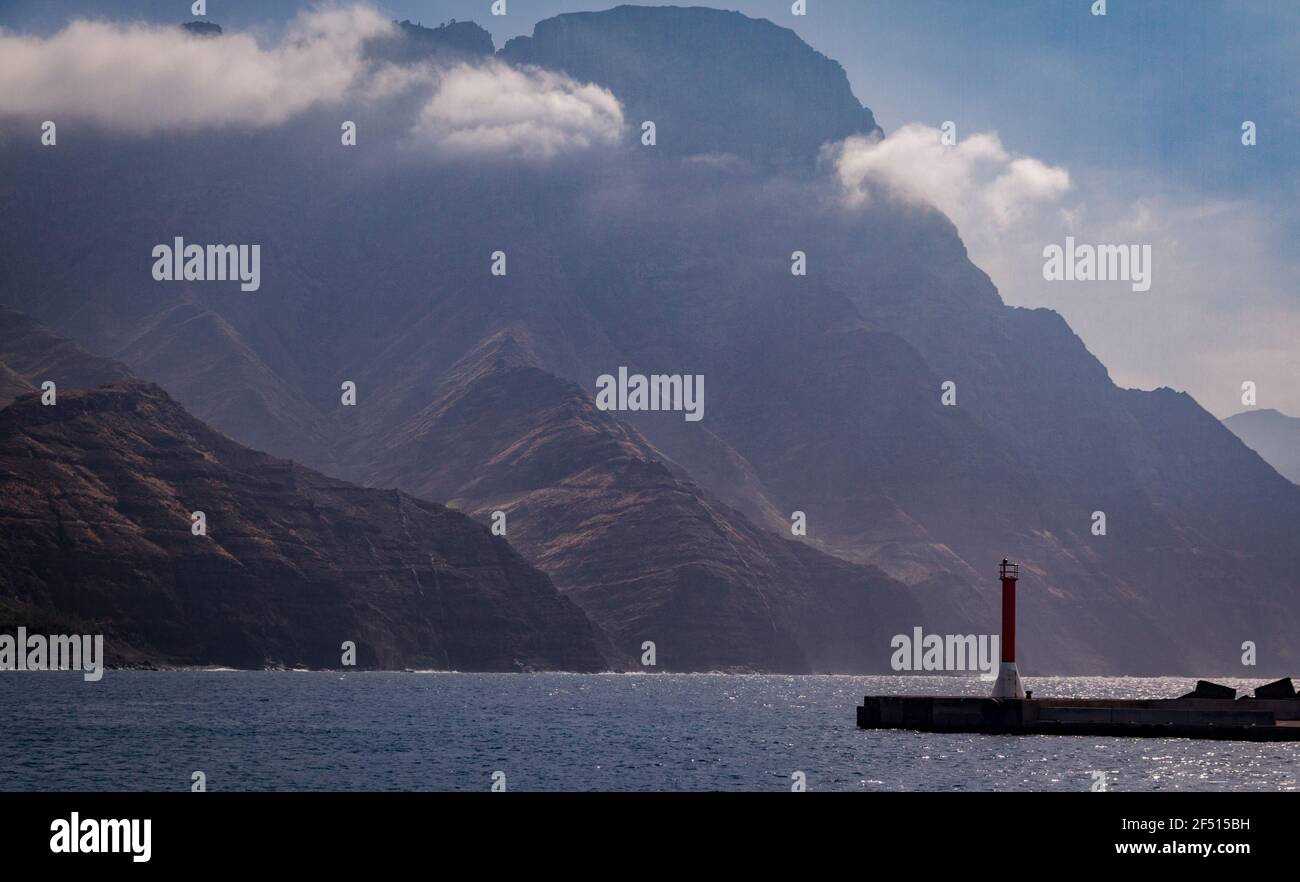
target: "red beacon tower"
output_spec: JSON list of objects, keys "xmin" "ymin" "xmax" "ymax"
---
[{"xmin": 991, "ymin": 559, "xmax": 1025, "ymax": 699}]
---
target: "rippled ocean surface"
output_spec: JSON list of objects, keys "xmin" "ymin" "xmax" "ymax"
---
[{"xmin": 1, "ymin": 673, "xmax": 1296, "ymax": 791}]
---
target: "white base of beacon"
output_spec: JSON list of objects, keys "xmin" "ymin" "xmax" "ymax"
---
[{"xmin": 991, "ymin": 662, "xmax": 1025, "ymax": 699}]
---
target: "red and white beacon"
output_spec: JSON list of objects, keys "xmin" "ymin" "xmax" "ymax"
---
[{"xmin": 991, "ymin": 558, "xmax": 1025, "ymax": 699}]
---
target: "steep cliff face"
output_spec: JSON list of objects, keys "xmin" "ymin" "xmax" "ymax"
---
[
  {"xmin": 501, "ymin": 6, "xmax": 880, "ymax": 166},
  {"xmin": 0, "ymin": 381, "xmax": 607, "ymax": 671}
]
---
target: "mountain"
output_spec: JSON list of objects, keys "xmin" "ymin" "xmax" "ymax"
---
[
  {"xmin": 1224, "ymin": 409, "xmax": 1300, "ymax": 484},
  {"xmin": 115, "ymin": 302, "xmax": 343, "ymax": 472},
  {"xmin": 365, "ymin": 19, "xmax": 495, "ymax": 64},
  {"xmin": 0, "ymin": 308, "xmax": 133, "ymax": 407},
  {"xmin": 356, "ymin": 330, "xmax": 922, "ymax": 672},
  {"xmin": 501, "ymin": 6, "xmax": 880, "ymax": 167},
  {"xmin": 0, "ymin": 378, "xmax": 607, "ymax": 671},
  {"xmin": 179, "ymin": 21, "xmax": 222, "ymax": 38},
  {"xmin": 1, "ymin": 6, "xmax": 1297, "ymax": 674}
]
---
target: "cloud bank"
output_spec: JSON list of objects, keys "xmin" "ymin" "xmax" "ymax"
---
[
  {"xmin": 0, "ymin": 6, "xmax": 392, "ymax": 132},
  {"xmin": 0, "ymin": 5, "xmax": 624, "ymax": 161},
  {"xmin": 408, "ymin": 61, "xmax": 624, "ymax": 161}
]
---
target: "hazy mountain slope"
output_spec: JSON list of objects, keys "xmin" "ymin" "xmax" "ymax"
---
[
  {"xmin": 360, "ymin": 330, "xmax": 923, "ymax": 672},
  {"xmin": 534, "ymin": 161, "xmax": 1204, "ymax": 673},
  {"xmin": 0, "ymin": 365, "xmax": 32, "ymax": 404},
  {"xmin": 810, "ymin": 202, "xmax": 1300, "ymax": 672},
  {"xmin": 116, "ymin": 302, "xmax": 340, "ymax": 472},
  {"xmin": 1224, "ymin": 409, "xmax": 1300, "ymax": 484},
  {"xmin": 0, "ymin": 307, "xmax": 134, "ymax": 405},
  {"xmin": 0, "ymin": 381, "xmax": 607, "ymax": 671}
]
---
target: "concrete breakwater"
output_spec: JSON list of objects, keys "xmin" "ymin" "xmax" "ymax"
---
[{"xmin": 858, "ymin": 680, "xmax": 1300, "ymax": 742}]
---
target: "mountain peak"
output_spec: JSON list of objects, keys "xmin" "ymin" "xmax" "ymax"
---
[
  {"xmin": 1223, "ymin": 408, "xmax": 1300, "ymax": 483},
  {"xmin": 1226, "ymin": 407, "xmax": 1289, "ymax": 420},
  {"xmin": 364, "ymin": 18, "xmax": 495, "ymax": 66},
  {"xmin": 500, "ymin": 5, "xmax": 880, "ymax": 166},
  {"xmin": 179, "ymin": 21, "xmax": 222, "ymax": 38}
]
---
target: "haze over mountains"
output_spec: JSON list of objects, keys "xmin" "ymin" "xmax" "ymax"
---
[
  {"xmin": 1, "ymin": 6, "xmax": 1296, "ymax": 674},
  {"xmin": 1224, "ymin": 409, "xmax": 1300, "ymax": 486}
]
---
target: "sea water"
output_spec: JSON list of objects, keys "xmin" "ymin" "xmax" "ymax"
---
[{"xmin": 1, "ymin": 673, "xmax": 1295, "ymax": 791}]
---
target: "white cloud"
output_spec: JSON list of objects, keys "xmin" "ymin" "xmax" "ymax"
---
[
  {"xmin": 408, "ymin": 61, "xmax": 624, "ymax": 161},
  {"xmin": 0, "ymin": 7, "xmax": 624, "ymax": 161},
  {"xmin": 0, "ymin": 6, "xmax": 394, "ymax": 132},
  {"xmin": 829, "ymin": 124, "xmax": 1071, "ymax": 232}
]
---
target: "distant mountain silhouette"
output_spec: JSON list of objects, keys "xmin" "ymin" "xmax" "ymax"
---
[
  {"xmin": 179, "ymin": 21, "xmax": 222, "ymax": 38},
  {"xmin": 365, "ymin": 19, "xmax": 495, "ymax": 64},
  {"xmin": 1224, "ymin": 409, "xmax": 1300, "ymax": 485}
]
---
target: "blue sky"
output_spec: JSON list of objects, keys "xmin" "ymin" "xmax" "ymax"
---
[{"xmin": 2, "ymin": 0, "xmax": 1296, "ymax": 416}]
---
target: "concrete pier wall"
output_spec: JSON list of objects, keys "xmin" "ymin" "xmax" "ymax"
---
[{"xmin": 857, "ymin": 695, "xmax": 1300, "ymax": 741}]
